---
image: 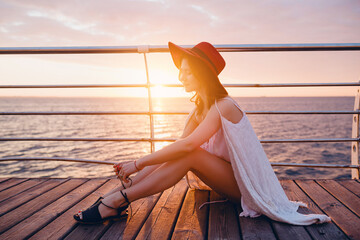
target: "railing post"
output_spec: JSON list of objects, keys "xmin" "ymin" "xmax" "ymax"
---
[
  {"xmin": 142, "ymin": 50, "xmax": 155, "ymax": 153},
  {"xmin": 351, "ymin": 83, "xmax": 360, "ymax": 179}
]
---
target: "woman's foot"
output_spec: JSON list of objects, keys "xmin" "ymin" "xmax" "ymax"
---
[
  {"xmin": 73, "ymin": 200, "xmax": 127, "ymax": 224},
  {"xmin": 90, "ymin": 196, "xmax": 103, "ymax": 207},
  {"xmin": 98, "ymin": 192, "xmax": 124, "ymax": 219}
]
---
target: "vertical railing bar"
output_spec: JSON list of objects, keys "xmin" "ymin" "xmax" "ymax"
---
[
  {"xmin": 143, "ymin": 53, "xmax": 155, "ymax": 153},
  {"xmin": 351, "ymin": 81, "xmax": 360, "ymax": 179}
]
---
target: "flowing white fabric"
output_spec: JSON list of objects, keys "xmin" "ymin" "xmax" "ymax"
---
[{"xmin": 213, "ymin": 97, "xmax": 331, "ymax": 225}]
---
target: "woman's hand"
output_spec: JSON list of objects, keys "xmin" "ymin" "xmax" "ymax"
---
[
  {"xmin": 113, "ymin": 163, "xmax": 123, "ymax": 176},
  {"xmin": 113, "ymin": 161, "xmax": 138, "ymax": 183}
]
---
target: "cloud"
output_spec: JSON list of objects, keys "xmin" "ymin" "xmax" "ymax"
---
[
  {"xmin": 1, "ymin": 0, "xmax": 359, "ymax": 47},
  {"xmin": 0, "ymin": 0, "xmax": 359, "ymax": 97}
]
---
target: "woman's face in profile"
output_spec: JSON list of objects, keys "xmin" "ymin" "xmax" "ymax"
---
[{"xmin": 179, "ymin": 58, "xmax": 201, "ymax": 93}]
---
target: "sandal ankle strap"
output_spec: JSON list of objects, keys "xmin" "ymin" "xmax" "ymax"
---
[
  {"xmin": 120, "ymin": 189, "xmax": 133, "ymax": 217},
  {"xmin": 119, "ymin": 177, "xmax": 133, "ymax": 190},
  {"xmin": 100, "ymin": 201, "xmax": 117, "ymax": 210},
  {"xmin": 119, "ymin": 190, "xmax": 130, "ymax": 204}
]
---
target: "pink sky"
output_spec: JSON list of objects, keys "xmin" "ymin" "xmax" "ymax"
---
[{"xmin": 0, "ymin": 0, "xmax": 359, "ymax": 97}]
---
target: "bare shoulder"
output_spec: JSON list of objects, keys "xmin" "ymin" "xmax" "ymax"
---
[{"xmin": 216, "ymin": 97, "xmax": 243, "ymax": 124}]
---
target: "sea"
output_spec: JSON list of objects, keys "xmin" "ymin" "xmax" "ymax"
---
[{"xmin": 0, "ymin": 96, "xmax": 355, "ymax": 179}]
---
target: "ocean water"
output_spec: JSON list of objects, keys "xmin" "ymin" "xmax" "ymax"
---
[{"xmin": 0, "ymin": 96, "xmax": 354, "ymax": 179}]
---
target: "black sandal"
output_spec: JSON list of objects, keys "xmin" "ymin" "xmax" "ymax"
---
[{"xmin": 74, "ymin": 197, "xmax": 129, "ymax": 224}]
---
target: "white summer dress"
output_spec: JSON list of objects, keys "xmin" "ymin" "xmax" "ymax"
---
[{"xmin": 185, "ymin": 96, "xmax": 331, "ymax": 225}]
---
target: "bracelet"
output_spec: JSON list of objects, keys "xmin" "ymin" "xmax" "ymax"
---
[{"xmin": 134, "ymin": 160, "xmax": 140, "ymax": 171}]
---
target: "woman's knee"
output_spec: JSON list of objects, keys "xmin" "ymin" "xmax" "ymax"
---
[
  {"xmin": 182, "ymin": 148, "xmax": 209, "ymax": 171},
  {"xmin": 173, "ymin": 147, "xmax": 216, "ymax": 173}
]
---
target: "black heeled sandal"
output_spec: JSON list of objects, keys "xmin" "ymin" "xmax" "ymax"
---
[
  {"xmin": 74, "ymin": 199, "xmax": 128, "ymax": 224},
  {"xmin": 74, "ymin": 190, "xmax": 131, "ymax": 224}
]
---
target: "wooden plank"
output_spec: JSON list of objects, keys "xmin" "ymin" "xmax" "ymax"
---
[
  {"xmin": 208, "ymin": 191, "xmax": 240, "ymax": 239},
  {"xmin": 317, "ymin": 180, "xmax": 360, "ymax": 217},
  {"xmin": 172, "ymin": 189, "xmax": 209, "ymax": 240},
  {"xmin": 60, "ymin": 180, "xmax": 125, "ymax": 240},
  {"xmin": 272, "ymin": 181, "xmax": 312, "ymax": 240},
  {"xmin": 99, "ymin": 193, "xmax": 161, "ymax": 240},
  {"xmin": 0, "ymin": 179, "xmax": 9, "ymax": 184},
  {"xmin": 0, "ymin": 179, "xmax": 107, "ymax": 240},
  {"xmin": 272, "ymin": 220, "xmax": 311, "ymax": 240},
  {"xmin": 336, "ymin": 179, "xmax": 360, "ymax": 198},
  {"xmin": 238, "ymin": 207, "xmax": 276, "ymax": 240},
  {"xmin": 30, "ymin": 179, "xmax": 119, "ymax": 240},
  {"xmin": 0, "ymin": 178, "xmax": 67, "ymax": 216},
  {"xmin": 136, "ymin": 179, "xmax": 188, "ymax": 239},
  {"xmin": 0, "ymin": 178, "xmax": 48, "ymax": 203},
  {"xmin": 0, "ymin": 178, "xmax": 28, "ymax": 192},
  {"xmin": 281, "ymin": 180, "xmax": 346, "ymax": 240},
  {"xmin": 0, "ymin": 178, "xmax": 86, "ymax": 234},
  {"xmin": 134, "ymin": 187, "xmax": 175, "ymax": 239},
  {"xmin": 296, "ymin": 180, "xmax": 360, "ymax": 240}
]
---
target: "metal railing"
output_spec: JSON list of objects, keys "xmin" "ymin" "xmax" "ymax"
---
[
  {"xmin": 1, "ymin": 43, "xmax": 359, "ymax": 178},
  {"xmin": 1, "ymin": 43, "xmax": 360, "ymax": 54}
]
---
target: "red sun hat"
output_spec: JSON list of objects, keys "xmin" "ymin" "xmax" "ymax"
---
[{"xmin": 168, "ymin": 42, "xmax": 226, "ymax": 76}]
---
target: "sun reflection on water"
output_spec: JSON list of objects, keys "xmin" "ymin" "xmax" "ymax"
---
[{"xmin": 154, "ymin": 141, "xmax": 172, "ymax": 151}]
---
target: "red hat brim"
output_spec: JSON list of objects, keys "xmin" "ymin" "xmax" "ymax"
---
[{"xmin": 168, "ymin": 42, "xmax": 219, "ymax": 76}]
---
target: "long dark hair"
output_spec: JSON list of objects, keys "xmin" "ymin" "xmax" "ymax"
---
[{"xmin": 186, "ymin": 56, "xmax": 228, "ymax": 117}]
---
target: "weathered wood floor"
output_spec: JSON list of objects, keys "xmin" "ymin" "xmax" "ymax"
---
[{"xmin": 0, "ymin": 178, "xmax": 359, "ymax": 240}]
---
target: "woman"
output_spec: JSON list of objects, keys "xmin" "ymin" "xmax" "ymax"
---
[{"xmin": 74, "ymin": 42, "xmax": 331, "ymax": 225}]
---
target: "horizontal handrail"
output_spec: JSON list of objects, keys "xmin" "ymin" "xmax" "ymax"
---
[
  {"xmin": 223, "ymin": 83, "xmax": 360, "ymax": 87},
  {"xmin": 0, "ymin": 84, "xmax": 149, "ymax": 88},
  {"xmin": 270, "ymin": 162, "xmax": 359, "ymax": 169},
  {"xmin": 1, "ymin": 43, "xmax": 359, "ymax": 54},
  {"xmin": 0, "ymin": 157, "xmax": 117, "ymax": 165},
  {"xmin": 0, "ymin": 111, "xmax": 189, "ymax": 115},
  {"xmin": 0, "ymin": 157, "xmax": 358, "ymax": 169},
  {"xmin": 0, "ymin": 137, "xmax": 176, "ymax": 142},
  {"xmin": 0, "ymin": 137, "xmax": 357, "ymax": 143},
  {"xmin": 0, "ymin": 82, "xmax": 359, "ymax": 88},
  {"xmin": 0, "ymin": 110, "xmax": 358, "ymax": 115},
  {"xmin": 261, "ymin": 138, "xmax": 359, "ymax": 143},
  {"xmin": 247, "ymin": 110, "xmax": 359, "ymax": 115}
]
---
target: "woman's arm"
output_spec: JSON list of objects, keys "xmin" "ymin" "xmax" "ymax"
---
[
  {"xmin": 117, "ymin": 99, "xmax": 242, "ymax": 181},
  {"xmin": 118, "ymin": 104, "xmax": 222, "ymax": 180},
  {"xmin": 136, "ymin": 98, "xmax": 244, "ymax": 169},
  {"xmin": 180, "ymin": 107, "xmax": 199, "ymax": 139},
  {"xmin": 114, "ymin": 109, "xmax": 197, "ymax": 180},
  {"xmin": 136, "ymin": 105, "xmax": 221, "ymax": 168}
]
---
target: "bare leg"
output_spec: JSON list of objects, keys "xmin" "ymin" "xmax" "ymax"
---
[
  {"xmin": 103, "ymin": 164, "xmax": 161, "ymax": 198},
  {"xmin": 99, "ymin": 148, "xmax": 241, "ymax": 218}
]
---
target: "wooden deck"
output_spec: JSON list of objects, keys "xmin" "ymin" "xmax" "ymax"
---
[{"xmin": 0, "ymin": 178, "xmax": 359, "ymax": 240}]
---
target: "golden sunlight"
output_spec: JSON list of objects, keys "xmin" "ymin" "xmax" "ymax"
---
[
  {"xmin": 150, "ymin": 86, "xmax": 171, "ymax": 98},
  {"xmin": 154, "ymin": 142, "xmax": 171, "ymax": 152}
]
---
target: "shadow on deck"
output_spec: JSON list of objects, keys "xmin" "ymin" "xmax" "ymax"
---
[{"xmin": 0, "ymin": 178, "xmax": 359, "ymax": 240}]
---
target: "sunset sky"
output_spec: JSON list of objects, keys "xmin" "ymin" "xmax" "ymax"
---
[{"xmin": 0, "ymin": 0, "xmax": 359, "ymax": 97}]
